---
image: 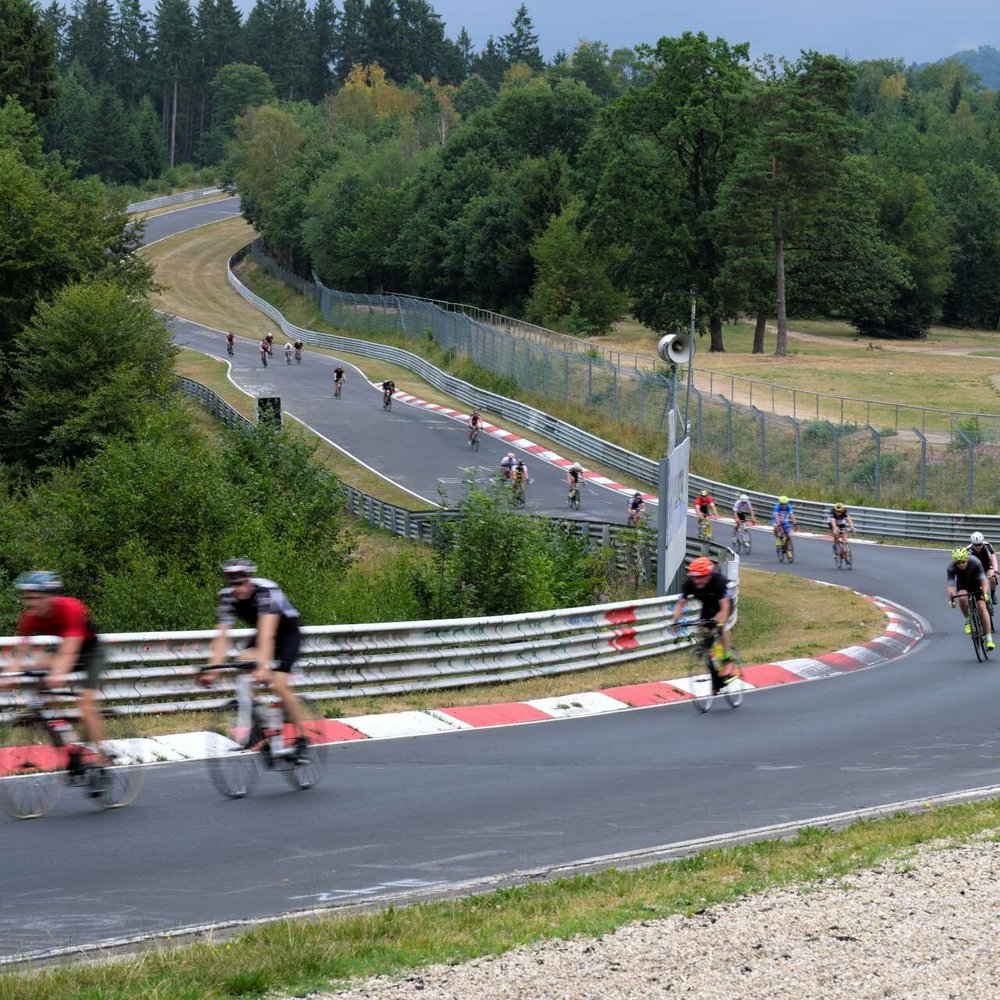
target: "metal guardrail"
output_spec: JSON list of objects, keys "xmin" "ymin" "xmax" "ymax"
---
[
  {"xmin": 0, "ymin": 571, "xmax": 739, "ymax": 716},
  {"xmin": 126, "ymin": 186, "xmax": 222, "ymax": 213},
  {"xmin": 227, "ymin": 247, "xmax": 985, "ymax": 544}
]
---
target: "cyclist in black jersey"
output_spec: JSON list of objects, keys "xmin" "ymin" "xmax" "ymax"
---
[
  {"xmin": 200, "ymin": 560, "xmax": 312, "ymax": 759},
  {"xmin": 969, "ymin": 532, "xmax": 998, "ymax": 602},
  {"xmin": 468, "ymin": 408, "xmax": 482, "ymax": 444},
  {"xmin": 947, "ymin": 547, "xmax": 994, "ymax": 650}
]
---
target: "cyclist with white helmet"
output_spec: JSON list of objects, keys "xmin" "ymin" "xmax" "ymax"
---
[
  {"xmin": 566, "ymin": 462, "xmax": 584, "ymax": 507},
  {"xmin": 732, "ymin": 493, "xmax": 756, "ymax": 541},
  {"xmin": 969, "ymin": 532, "xmax": 998, "ymax": 602},
  {"xmin": 500, "ymin": 452, "xmax": 516, "ymax": 481},
  {"xmin": 948, "ymin": 547, "xmax": 994, "ymax": 650}
]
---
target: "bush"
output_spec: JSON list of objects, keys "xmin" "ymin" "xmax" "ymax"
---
[{"xmin": 847, "ymin": 450, "xmax": 902, "ymax": 489}]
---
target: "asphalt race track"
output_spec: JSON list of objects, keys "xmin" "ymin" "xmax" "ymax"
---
[{"xmin": 2, "ymin": 202, "xmax": 991, "ymax": 961}]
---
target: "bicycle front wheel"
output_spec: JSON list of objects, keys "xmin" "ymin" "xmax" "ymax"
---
[
  {"xmin": 205, "ymin": 699, "xmax": 264, "ymax": 799},
  {"xmin": 686, "ymin": 651, "xmax": 715, "ymax": 713},
  {"xmin": 720, "ymin": 651, "xmax": 744, "ymax": 709},
  {"xmin": 742, "ymin": 528, "xmax": 751, "ymax": 555},
  {"xmin": 280, "ymin": 695, "xmax": 328, "ymax": 792},
  {"xmin": 0, "ymin": 715, "xmax": 64, "ymax": 819}
]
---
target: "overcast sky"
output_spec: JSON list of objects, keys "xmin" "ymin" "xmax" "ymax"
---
[{"xmin": 421, "ymin": 0, "xmax": 998, "ymax": 64}]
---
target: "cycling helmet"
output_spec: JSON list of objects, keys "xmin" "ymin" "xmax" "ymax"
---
[
  {"xmin": 570, "ymin": 462, "xmax": 582, "ymax": 471},
  {"xmin": 778, "ymin": 495, "xmax": 790, "ymax": 504},
  {"xmin": 834, "ymin": 502, "xmax": 846, "ymax": 513},
  {"xmin": 739, "ymin": 493, "xmax": 748, "ymax": 502},
  {"xmin": 222, "ymin": 558, "xmax": 257, "ymax": 579},
  {"xmin": 952, "ymin": 547, "xmax": 969, "ymax": 563},
  {"xmin": 970, "ymin": 531, "xmax": 986, "ymax": 546},
  {"xmin": 699, "ymin": 489, "xmax": 708, "ymax": 497},
  {"xmin": 634, "ymin": 491, "xmax": 642, "ymax": 498},
  {"xmin": 688, "ymin": 557, "xmax": 714, "ymax": 577},
  {"xmin": 13, "ymin": 570, "xmax": 62, "ymax": 592}
]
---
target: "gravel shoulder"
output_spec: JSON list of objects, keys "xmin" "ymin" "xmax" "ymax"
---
[{"xmin": 327, "ymin": 834, "xmax": 1000, "ymax": 1000}]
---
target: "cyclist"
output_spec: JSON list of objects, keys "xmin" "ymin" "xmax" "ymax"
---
[
  {"xmin": 332, "ymin": 366, "xmax": 346, "ymax": 397},
  {"xmin": 468, "ymin": 408, "xmax": 482, "ymax": 444},
  {"xmin": 284, "ymin": 342, "xmax": 293, "ymax": 364},
  {"xmin": 969, "ymin": 532, "xmax": 998, "ymax": 602},
  {"xmin": 226, "ymin": 331, "xmax": 235, "ymax": 356},
  {"xmin": 512, "ymin": 459, "xmax": 528, "ymax": 502},
  {"xmin": 671, "ymin": 557, "xmax": 734, "ymax": 693},
  {"xmin": 200, "ymin": 560, "xmax": 313, "ymax": 761},
  {"xmin": 626, "ymin": 491, "xmax": 646, "ymax": 527},
  {"xmin": 772, "ymin": 495, "xmax": 796, "ymax": 549},
  {"xmin": 259, "ymin": 339, "xmax": 269, "ymax": 367},
  {"xmin": 500, "ymin": 452, "xmax": 516, "ymax": 480},
  {"xmin": 694, "ymin": 489, "xmax": 716, "ymax": 534},
  {"xmin": 567, "ymin": 462, "xmax": 584, "ymax": 503},
  {"xmin": 947, "ymin": 547, "xmax": 994, "ymax": 650},
  {"xmin": 293, "ymin": 340, "xmax": 303, "ymax": 363},
  {"xmin": 265, "ymin": 333, "xmax": 274, "ymax": 356},
  {"xmin": 381, "ymin": 379, "xmax": 395, "ymax": 407},
  {"xmin": 3, "ymin": 572, "xmax": 112, "ymax": 779},
  {"xmin": 828, "ymin": 502, "xmax": 855, "ymax": 556},
  {"xmin": 732, "ymin": 493, "xmax": 755, "ymax": 542}
]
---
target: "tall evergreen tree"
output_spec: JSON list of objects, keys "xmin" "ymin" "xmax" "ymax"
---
[
  {"xmin": 66, "ymin": 0, "xmax": 115, "ymax": 83},
  {"xmin": 42, "ymin": 0, "xmax": 68, "ymax": 64},
  {"xmin": 501, "ymin": 3, "xmax": 541, "ymax": 71},
  {"xmin": 245, "ymin": 0, "xmax": 310, "ymax": 99},
  {"xmin": 114, "ymin": 0, "xmax": 151, "ymax": 107},
  {"xmin": 0, "ymin": 0, "xmax": 60, "ymax": 118},
  {"xmin": 359, "ymin": 0, "xmax": 398, "ymax": 79},
  {"xmin": 152, "ymin": 0, "xmax": 193, "ymax": 166},
  {"xmin": 308, "ymin": 0, "xmax": 337, "ymax": 102},
  {"xmin": 84, "ymin": 82, "xmax": 134, "ymax": 178},
  {"xmin": 454, "ymin": 25, "xmax": 473, "ymax": 79},
  {"xmin": 473, "ymin": 35, "xmax": 505, "ymax": 90},
  {"xmin": 132, "ymin": 93, "xmax": 166, "ymax": 176},
  {"xmin": 334, "ymin": 0, "xmax": 364, "ymax": 82}
]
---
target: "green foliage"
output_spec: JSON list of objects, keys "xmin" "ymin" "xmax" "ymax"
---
[
  {"xmin": 847, "ymin": 449, "xmax": 902, "ymax": 489},
  {"xmin": 6, "ymin": 279, "xmax": 176, "ymax": 467},
  {"xmin": 409, "ymin": 476, "xmax": 607, "ymax": 618},
  {"xmin": 198, "ymin": 61, "xmax": 275, "ymax": 164},
  {"xmin": 0, "ymin": 0, "xmax": 59, "ymax": 119}
]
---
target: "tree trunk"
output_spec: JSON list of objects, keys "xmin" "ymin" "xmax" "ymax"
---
[
  {"xmin": 753, "ymin": 312, "xmax": 767, "ymax": 354},
  {"xmin": 162, "ymin": 85, "xmax": 169, "ymax": 141},
  {"xmin": 709, "ymin": 313, "xmax": 724, "ymax": 352},
  {"xmin": 169, "ymin": 76, "xmax": 178, "ymax": 168},
  {"xmin": 772, "ymin": 202, "xmax": 788, "ymax": 357}
]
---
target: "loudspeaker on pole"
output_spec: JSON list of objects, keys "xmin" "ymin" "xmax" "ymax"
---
[{"xmin": 656, "ymin": 334, "xmax": 692, "ymax": 365}]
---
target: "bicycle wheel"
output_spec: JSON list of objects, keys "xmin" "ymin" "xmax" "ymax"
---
[
  {"xmin": 280, "ymin": 696, "xmax": 328, "ymax": 792},
  {"xmin": 776, "ymin": 538, "xmax": 786, "ymax": 563},
  {"xmin": 786, "ymin": 537, "xmax": 795, "ymax": 564},
  {"xmin": 720, "ymin": 651, "xmax": 744, "ymax": 709},
  {"xmin": 686, "ymin": 650, "xmax": 715, "ymax": 713},
  {"xmin": 91, "ymin": 708, "xmax": 145, "ymax": 810},
  {"xmin": 205, "ymin": 698, "xmax": 264, "ymax": 799},
  {"xmin": 0, "ymin": 714, "xmax": 64, "ymax": 819},
  {"xmin": 742, "ymin": 527, "xmax": 751, "ymax": 555},
  {"xmin": 844, "ymin": 543, "xmax": 852, "ymax": 570},
  {"xmin": 834, "ymin": 545, "xmax": 843, "ymax": 569}
]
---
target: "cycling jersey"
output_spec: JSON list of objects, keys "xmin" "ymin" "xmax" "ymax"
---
[
  {"xmin": 513, "ymin": 465, "xmax": 526, "ymax": 481},
  {"xmin": 695, "ymin": 495, "xmax": 713, "ymax": 511},
  {"xmin": 683, "ymin": 572, "xmax": 732, "ymax": 620},
  {"xmin": 828, "ymin": 508, "xmax": 849, "ymax": 526},
  {"xmin": 217, "ymin": 579, "xmax": 301, "ymax": 673},
  {"xmin": 500, "ymin": 457, "xmax": 515, "ymax": 471},
  {"xmin": 629, "ymin": 497, "xmax": 644, "ymax": 511},
  {"xmin": 334, "ymin": 368, "xmax": 345, "ymax": 381},
  {"xmin": 568, "ymin": 469, "xmax": 581, "ymax": 484},
  {"xmin": 18, "ymin": 597, "xmax": 104, "ymax": 689},
  {"xmin": 971, "ymin": 542, "xmax": 995, "ymax": 565},
  {"xmin": 470, "ymin": 414, "xmax": 481, "ymax": 427},
  {"xmin": 773, "ymin": 502, "xmax": 794, "ymax": 522},
  {"xmin": 948, "ymin": 556, "xmax": 987, "ymax": 593},
  {"xmin": 226, "ymin": 333, "xmax": 234, "ymax": 342},
  {"xmin": 294, "ymin": 341, "xmax": 303, "ymax": 350},
  {"xmin": 734, "ymin": 500, "xmax": 752, "ymax": 521}
]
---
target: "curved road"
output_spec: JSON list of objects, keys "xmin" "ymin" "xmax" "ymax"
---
[{"xmin": 2, "ymin": 202, "xmax": 992, "ymax": 961}]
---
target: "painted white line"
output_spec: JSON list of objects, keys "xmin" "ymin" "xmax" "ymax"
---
[{"xmin": 525, "ymin": 691, "xmax": 630, "ymax": 719}]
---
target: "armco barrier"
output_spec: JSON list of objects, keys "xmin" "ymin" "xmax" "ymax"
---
[
  {"xmin": 227, "ymin": 246, "xmax": 980, "ymax": 544},
  {"xmin": 126, "ymin": 186, "xmax": 222, "ymax": 213},
  {"xmin": 0, "ymin": 576, "xmax": 738, "ymax": 717}
]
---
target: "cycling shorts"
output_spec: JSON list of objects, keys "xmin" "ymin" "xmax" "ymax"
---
[
  {"xmin": 243, "ymin": 627, "xmax": 301, "ymax": 673},
  {"xmin": 72, "ymin": 642, "xmax": 107, "ymax": 691},
  {"xmin": 736, "ymin": 510, "xmax": 751, "ymax": 522}
]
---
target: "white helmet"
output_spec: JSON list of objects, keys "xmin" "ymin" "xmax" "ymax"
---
[
  {"xmin": 739, "ymin": 493, "xmax": 748, "ymax": 502},
  {"xmin": 571, "ymin": 462, "xmax": 582, "ymax": 471},
  {"xmin": 971, "ymin": 531, "xmax": 986, "ymax": 546}
]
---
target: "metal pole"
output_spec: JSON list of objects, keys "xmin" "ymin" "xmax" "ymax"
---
[
  {"xmin": 912, "ymin": 427, "xmax": 927, "ymax": 500},
  {"xmin": 752, "ymin": 406, "xmax": 766, "ymax": 473},
  {"xmin": 787, "ymin": 415, "xmax": 800, "ymax": 482},
  {"xmin": 639, "ymin": 371, "xmax": 645, "ymax": 424},
  {"xmin": 612, "ymin": 365, "xmax": 618, "ymax": 421},
  {"xmin": 696, "ymin": 390, "xmax": 703, "ymax": 448},
  {"xmin": 684, "ymin": 286, "xmax": 695, "ymax": 440},
  {"xmin": 725, "ymin": 397, "xmax": 733, "ymax": 456},
  {"xmin": 866, "ymin": 424, "xmax": 881, "ymax": 502},
  {"xmin": 825, "ymin": 421, "xmax": 839, "ymax": 489},
  {"xmin": 656, "ymin": 365, "xmax": 678, "ymax": 597},
  {"xmin": 587, "ymin": 356, "xmax": 593, "ymax": 406},
  {"xmin": 564, "ymin": 356, "xmax": 569, "ymax": 402},
  {"xmin": 956, "ymin": 429, "xmax": 974, "ymax": 510}
]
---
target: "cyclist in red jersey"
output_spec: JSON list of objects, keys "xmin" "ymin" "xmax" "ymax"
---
[{"xmin": 3, "ymin": 572, "xmax": 110, "ymax": 759}]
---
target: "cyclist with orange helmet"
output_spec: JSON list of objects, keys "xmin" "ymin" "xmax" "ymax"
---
[{"xmin": 671, "ymin": 556, "xmax": 734, "ymax": 666}]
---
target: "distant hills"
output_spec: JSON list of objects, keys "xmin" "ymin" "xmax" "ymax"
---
[{"xmin": 913, "ymin": 45, "xmax": 1000, "ymax": 89}]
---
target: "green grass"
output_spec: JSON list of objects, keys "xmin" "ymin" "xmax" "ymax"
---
[{"xmin": 7, "ymin": 797, "xmax": 1000, "ymax": 998}]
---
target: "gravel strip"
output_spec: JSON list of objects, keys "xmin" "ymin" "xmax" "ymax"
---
[{"xmin": 317, "ymin": 836, "xmax": 1000, "ymax": 999}]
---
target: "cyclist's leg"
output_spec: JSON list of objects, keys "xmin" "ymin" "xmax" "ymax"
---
[
  {"xmin": 976, "ymin": 595, "xmax": 993, "ymax": 640},
  {"xmin": 268, "ymin": 631, "xmax": 309, "ymax": 735},
  {"xmin": 76, "ymin": 645, "xmax": 111, "ymax": 762}
]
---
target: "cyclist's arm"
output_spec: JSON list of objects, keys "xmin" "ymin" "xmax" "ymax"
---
[
  {"xmin": 845, "ymin": 515, "xmax": 855, "ymax": 531},
  {"xmin": 208, "ymin": 624, "xmax": 229, "ymax": 668},
  {"xmin": 254, "ymin": 613, "xmax": 279, "ymax": 675},
  {"xmin": 715, "ymin": 595, "xmax": 732, "ymax": 627},
  {"xmin": 48, "ymin": 635, "xmax": 84, "ymax": 680},
  {"xmin": 990, "ymin": 551, "xmax": 998, "ymax": 575},
  {"xmin": 709, "ymin": 502, "xmax": 717, "ymax": 516},
  {"xmin": 671, "ymin": 597, "xmax": 686, "ymax": 622}
]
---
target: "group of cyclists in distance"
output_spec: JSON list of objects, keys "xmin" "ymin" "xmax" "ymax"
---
[{"xmin": 227, "ymin": 332, "xmax": 306, "ymax": 367}]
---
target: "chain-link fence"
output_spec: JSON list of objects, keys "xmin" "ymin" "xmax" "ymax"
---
[{"xmin": 248, "ymin": 243, "xmax": 1000, "ymax": 513}]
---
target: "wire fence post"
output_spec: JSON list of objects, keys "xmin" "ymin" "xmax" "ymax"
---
[
  {"xmin": 587, "ymin": 356, "xmax": 593, "ymax": 406},
  {"xmin": 695, "ymin": 389, "xmax": 703, "ymax": 448},
  {"xmin": 752, "ymin": 406, "xmax": 766, "ymax": 474},
  {"xmin": 564, "ymin": 356, "xmax": 570, "ymax": 402},
  {"xmin": 825, "ymin": 421, "xmax": 840, "ymax": 488},
  {"xmin": 639, "ymin": 370, "xmax": 645, "ymax": 424},
  {"xmin": 543, "ymin": 347, "xmax": 549, "ymax": 396},
  {"xmin": 612, "ymin": 365, "xmax": 618, "ymax": 421},
  {"xmin": 912, "ymin": 427, "xmax": 927, "ymax": 500},
  {"xmin": 722, "ymin": 395, "xmax": 733, "ymax": 457},
  {"xmin": 787, "ymin": 415, "xmax": 801, "ymax": 482},
  {"xmin": 956, "ymin": 428, "xmax": 975, "ymax": 510},
  {"xmin": 866, "ymin": 424, "xmax": 882, "ymax": 503}
]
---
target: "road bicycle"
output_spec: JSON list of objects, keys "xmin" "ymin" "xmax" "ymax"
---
[
  {"xmin": 226, "ymin": 339, "xmax": 234, "ymax": 357},
  {"xmin": 681, "ymin": 621, "xmax": 744, "ymax": 713},
  {"xmin": 627, "ymin": 507, "xmax": 644, "ymax": 528},
  {"xmin": 334, "ymin": 379, "xmax": 343, "ymax": 400},
  {"xmin": 512, "ymin": 478, "xmax": 527, "ymax": 508},
  {"xmin": 953, "ymin": 590, "xmax": 993, "ymax": 663},
  {"xmin": 567, "ymin": 483, "xmax": 581, "ymax": 510},
  {"xmin": 294, "ymin": 346, "xmax": 302, "ymax": 364},
  {"xmin": 285, "ymin": 350, "xmax": 293, "ymax": 366},
  {"xmin": 203, "ymin": 662, "xmax": 328, "ymax": 798},
  {"xmin": 733, "ymin": 519, "xmax": 753, "ymax": 555},
  {"xmin": 775, "ymin": 523, "xmax": 795, "ymax": 563},
  {"xmin": 833, "ymin": 529, "xmax": 853, "ymax": 570},
  {"xmin": 0, "ymin": 670, "xmax": 143, "ymax": 819},
  {"xmin": 383, "ymin": 391, "xmax": 393, "ymax": 411},
  {"xmin": 469, "ymin": 426, "xmax": 480, "ymax": 451},
  {"xmin": 260, "ymin": 350, "xmax": 268, "ymax": 368},
  {"xmin": 697, "ymin": 514, "xmax": 713, "ymax": 541}
]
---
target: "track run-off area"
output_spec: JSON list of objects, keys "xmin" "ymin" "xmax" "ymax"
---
[{"xmin": 2, "ymin": 200, "xmax": 993, "ymax": 963}]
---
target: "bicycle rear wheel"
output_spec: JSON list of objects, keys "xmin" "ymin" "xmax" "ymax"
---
[
  {"xmin": 786, "ymin": 537, "xmax": 795, "ymax": 563},
  {"xmin": 686, "ymin": 650, "xmax": 715, "ymax": 713},
  {"xmin": 0, "ymin": 714, "xmax": 66, "ymax": 819},
  {"xmin": 280, "ymin": 696, "xmax": 328, "ymax": 791},
  {"xmin": 205, "ymin": 698, "xmax": 264, "ymax": 799},
  {"xmin": 92, "ymin": 708, "xmax": 145, "ymax": 810},
  {"xmin": 777, "ymin": 539, "xmax": 786, "ymax": 563},
  {"xmin": 742, "ymin": 528, "xmax": 751, "ymax": 555}
]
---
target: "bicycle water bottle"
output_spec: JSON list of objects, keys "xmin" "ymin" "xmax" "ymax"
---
[{"xmin": 267, "ymin": 705, "xmax": 285, "ymax": 755}]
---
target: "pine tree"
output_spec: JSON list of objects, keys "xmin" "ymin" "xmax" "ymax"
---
[
  {"xmin": 84, "ymin": 82, "xmax": 135, "ymax": 178},
  {"xmin": 114, "ymin": 0, "xmax": 152, "ymax": 107},
  {"xmin": 42, "ymin": 0, "xmax": 68, "ymax": 64},
  {"xmin": 360, "ymin": 0, "xmax": 398, "ymax": 79},
  {"xmin": 501, "ymin": 3, "xmax": 541, "ymax": 71},
  {"xmin": 454, "ymin": 25, "xmax": 473, "ymax": 78},
  {"xmin": 473, "ymin": 35, "xmax": 505, "ymax": 90},
  {"xmin": 335, "ymin": 0, "xmax": 364, "ymax": 83},
  {"xmin": 245, "ymin": 0, "xmax": 309, "ymax": 99},
  {"xmin": 0, "ymin": 0, "xmax": 60, "ymax": 118},
  {"xmin": 209, "ymin": 0, "xmax": 243, "ymax": 67},
  {"xmin": 132, "ymin": 93, "xmax": 166, "ymax": 176},
  {"xmin": 152, "ymin": 0, "xmax": 193, "ymax": 166},
  {"xmin": 308, "ymin": 0, "xmax": 337, "ymax": 102},
  {"xmin": 67, "ymin": 0, "xmax": 115, "ymax": 83}
]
